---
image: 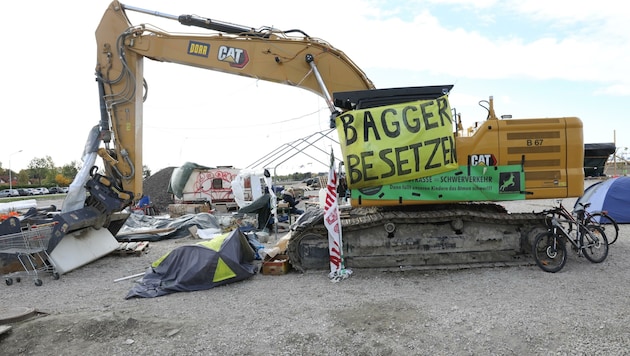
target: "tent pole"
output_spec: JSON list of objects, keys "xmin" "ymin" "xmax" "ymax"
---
[
  {"xmin": 614, "ymin": 130, "xmax": 617, "ymax": 177},
  {"xmin": 114, "ymin": 272, "xmax": 145, "ymax": 282}
]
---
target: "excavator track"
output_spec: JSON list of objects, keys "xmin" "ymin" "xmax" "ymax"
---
[{"xmin": 287, "ymin": 203, "xmax": 546, "ymax": 272}]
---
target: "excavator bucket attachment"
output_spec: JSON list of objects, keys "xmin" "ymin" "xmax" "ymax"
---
[
  {"xmin": 49, "ymin": 227, "xmax": 119, "ymax": 275},
  {"xmin": 46, "ymin": 170, "xmax": 134, "ymax": 275},
  {"xmin": 47, "ymin": 209, "xmax": 130, "ymax": 275}
]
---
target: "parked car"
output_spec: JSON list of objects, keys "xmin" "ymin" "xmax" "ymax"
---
[
  {"xmin": 302, "ymin": 177, "xmax": 321, "ymax": 188},
  {"xmin": 60, "ymin": 187, "xmax": 69, "ymax": 193},
  {"xmin": 17, "ymin": 188, "xmax": 33, "ymax": 196},
  {"xmin": 33, "ymin": 187, "xmax": 50, "ymax": 195},
  {"xmin": 0, "ymin": 189, "xmax": 20, "ymax": 198},
  {"xmin": 49, "ymin": 187, "xmax": 64, "ymax": 194}
]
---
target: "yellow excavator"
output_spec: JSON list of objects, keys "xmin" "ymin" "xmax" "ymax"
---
[{"xmin": 48, "ymin": 1, "xmax": 584, "ymax": 273}]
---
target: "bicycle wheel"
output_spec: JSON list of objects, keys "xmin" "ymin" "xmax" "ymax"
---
[
  {"xmin": 589, "ymin": 212, "xmax": 619, "ymax": 245},
  {"xmin": 581, "ymin": 225, "xmax": 608, "ymax": 263},
  {"xmin": 532, "ymin": 231, "xmax": 567, "ymax": 273}
]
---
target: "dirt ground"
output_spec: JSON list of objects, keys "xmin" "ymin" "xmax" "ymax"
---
[{"xmin": 2, "ymin": 191, "xmax": 630, "ymax": 355}]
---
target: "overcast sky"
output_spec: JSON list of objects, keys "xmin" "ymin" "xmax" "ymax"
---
[{"xmin": 2, "ymin": 0, "xmax": 628, "ymax": 175}]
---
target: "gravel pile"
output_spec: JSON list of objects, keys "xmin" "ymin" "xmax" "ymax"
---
[{"xmin": 142, "ymin": 167, "xmax": 176, "ymax": 213}]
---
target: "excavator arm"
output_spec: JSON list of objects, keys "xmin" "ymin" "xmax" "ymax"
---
[
  {"xmin": 46, "ymin": 1, "xmax": 375, "ymax": 270},
  {"xmin": 48, "ymin": 1, "xmax": 374, "ymax": 273},
  {"xmin": 96, "ymin": 0, "xmax": 374, "ymax": 199}
]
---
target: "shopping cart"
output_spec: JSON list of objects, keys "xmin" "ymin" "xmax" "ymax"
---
[{"xmin": 0, "ymin": 223, "xmax": 59, "ymax": 286}]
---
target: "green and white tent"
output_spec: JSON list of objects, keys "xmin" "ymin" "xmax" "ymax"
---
[{"xmin": 126, "ymin": 229, "xmax": 257, "ymax": 299}]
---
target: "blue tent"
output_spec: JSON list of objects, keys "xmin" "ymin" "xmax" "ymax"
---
[{"xmin": 575, "ymin": 177, "xmax": 630, "ymax": 223}]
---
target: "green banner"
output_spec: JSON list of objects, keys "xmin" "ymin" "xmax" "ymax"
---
[{"xmin": 353, "ymin": 165, "xmax": 525, "ymax": 205}]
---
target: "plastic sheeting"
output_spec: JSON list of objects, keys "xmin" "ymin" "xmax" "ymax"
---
[
  {"xmin": 62, "ymin": 125, "xmax": 100, "ymax": 213},
  {"xmin": 168, "ymin": 162, "xmax": 213, "ymax": 199},
  {"xmin": 117, "ymin": 212, "xmax": 222, "ymax": 242}
]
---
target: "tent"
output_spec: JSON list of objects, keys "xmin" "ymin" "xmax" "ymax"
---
[
  {"xmin": 125, "ymin": 228, "xmax": 257, "ymax": 299},
  {"xmin": 575, "ymin": 177, "xmax": 630, "ymax": 223}
]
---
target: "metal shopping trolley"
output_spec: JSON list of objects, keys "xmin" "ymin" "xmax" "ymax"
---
[{"xmin": 0, "ymin": 223, "xmax": 59, "ymax": 286}]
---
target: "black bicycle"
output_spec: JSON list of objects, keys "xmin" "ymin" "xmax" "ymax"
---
[
  {"xmin": 576, "ymin": 206, "xmax": 619, "ymax": 245},
  {"xmin": 532, "ymin": 207, "xmax": 608, "ymax": 273},
  {"xmin": 551, "ymin": 200, "xmax": 619, "ymax": 245}
]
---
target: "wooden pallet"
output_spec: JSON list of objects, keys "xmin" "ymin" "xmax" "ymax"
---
[{"xmin": 112, "ymin": 241, "xmax": 150, "ymax": 256}]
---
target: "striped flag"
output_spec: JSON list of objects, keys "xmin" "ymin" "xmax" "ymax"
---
[{"xmin": 324, "ymin": 149, "xmax": 351, "ymax": 282}]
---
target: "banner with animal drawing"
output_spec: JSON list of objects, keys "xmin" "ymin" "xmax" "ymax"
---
[{"xmin": 351, "ymin": 165, "xmax": 525, "ymax": 206}]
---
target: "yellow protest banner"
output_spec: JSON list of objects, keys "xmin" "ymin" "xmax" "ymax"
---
[{"xmin": 335, "ymin": 95, "xmax": 458, "ymax": 189}]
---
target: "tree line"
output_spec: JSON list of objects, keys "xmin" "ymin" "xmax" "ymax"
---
[
  {"xmin": 0, "ymin": 155, "xmax": 80, "ymax": 188},
  {"xmin": 1, "ymin": 154, "xmax": 322, "ymax": 190}
]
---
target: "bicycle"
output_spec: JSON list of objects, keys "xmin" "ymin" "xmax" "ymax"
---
[
  {"xmin": 532, "ymin": 207, "xmax": 608, "ymax": 273},
  {"xmin": 574, "ymin": 205, "xmax": 619, "ymax": 245},
  {"xmin": 550, "ymin": 199, "xmax": 619, "ymax": 245}
]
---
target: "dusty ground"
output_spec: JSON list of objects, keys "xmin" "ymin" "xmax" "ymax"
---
[{"xmin": 2, "ymin": 191, "xmax": 630, "ymax": 355}]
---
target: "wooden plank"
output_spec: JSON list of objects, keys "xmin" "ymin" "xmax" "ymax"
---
[
  {"xmin": 116, "ymin": 227, "xmax": 177, "ymax": 237},
  {"xmin": 111, "ymin": 241, "xmax": 150, "ymax": 256}
]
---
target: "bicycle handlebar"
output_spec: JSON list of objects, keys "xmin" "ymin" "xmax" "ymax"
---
[
  {"xmin": 538, "ymin": 207, "xmax": 561, "ymax": 216},
  {"xmin": 576, "ymin": 201, "xmax": 591, "ymax": 210}
]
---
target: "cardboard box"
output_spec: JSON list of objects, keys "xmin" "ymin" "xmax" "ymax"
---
[{"xmin": 262, "ymin": 254, "xmax": 290, "ymax": 275}]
